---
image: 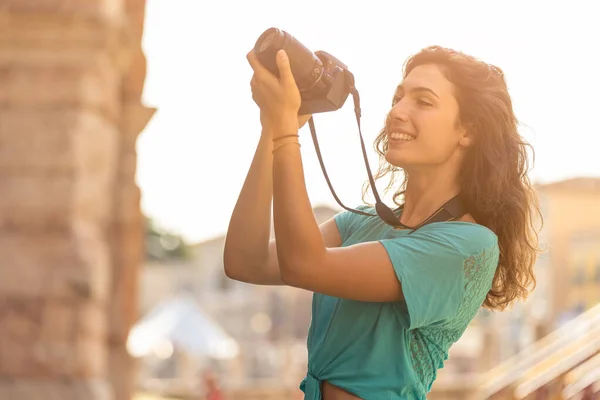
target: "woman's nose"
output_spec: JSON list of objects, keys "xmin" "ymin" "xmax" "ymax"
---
[{"xmin": 389, "ymin": 102, "xmax": 409, "ymax": 122}]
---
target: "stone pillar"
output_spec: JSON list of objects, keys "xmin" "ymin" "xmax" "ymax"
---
[
  {"xmin": 108, "ymin": 1, "xmax": 155, "ymax": 398},
  {"xmin": 0, "ymin": 1, "xmax": 153, "ymax": 399}
]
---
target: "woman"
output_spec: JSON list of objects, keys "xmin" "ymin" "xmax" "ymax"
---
[{"xmin": 224, "ymin": 45, "xmax": 541, "ymax": 399}]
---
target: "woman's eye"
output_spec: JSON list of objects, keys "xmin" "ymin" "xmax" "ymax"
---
[{"xmin": 418, "ymin": 98, "xmax": 433, "ymax": 107}]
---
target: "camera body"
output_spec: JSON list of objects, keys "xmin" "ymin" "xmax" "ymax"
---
[
  {"xmin": 253, "ymin": 28, "xmax": 353, "ymax": 115},
  {"xmin": 297, "ymin": 51, "xmax": 353, "ymax": 115}
]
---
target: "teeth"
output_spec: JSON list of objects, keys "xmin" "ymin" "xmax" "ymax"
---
[{"xmin": 390, "ymin": 132, "xmax": 415, "ymax": 141}]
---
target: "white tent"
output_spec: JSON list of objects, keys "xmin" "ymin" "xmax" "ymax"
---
[{"xmin": 127, "ymin": 295, "xmax": 239, "ymax": 360}]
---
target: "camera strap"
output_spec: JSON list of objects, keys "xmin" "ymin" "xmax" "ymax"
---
[{"xmin": 306, "ymin": 75, "xmax": 467, "ymax": 231}]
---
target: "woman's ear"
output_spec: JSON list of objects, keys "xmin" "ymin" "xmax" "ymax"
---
[{"xmin": 458, "ymin": 125, "xmax": 473, "ymax": 148}]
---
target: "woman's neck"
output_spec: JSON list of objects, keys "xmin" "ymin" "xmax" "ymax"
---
[{"xmin": 400, "ymin": 168, "xmax": 461, "ymax": 227}]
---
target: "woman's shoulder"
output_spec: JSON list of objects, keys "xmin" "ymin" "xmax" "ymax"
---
[
  {"xmin": 416, "ymin": 221, "xmax": 499, "ymax": 258},
  {"xmin": 333, "ymin": 204, "xmax": 381, "ymax": 241},
  {"xmin": 332, "ymin": 204, "xmax": 375, "ymax": 221},
  {"xmin": 335, "ymin": 205, "xmax": 499, "ymax": 259}
]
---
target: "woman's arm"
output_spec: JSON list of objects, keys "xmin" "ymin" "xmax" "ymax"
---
[
  {"xmin": 223, "ymin": 131, "xmax": 281, "ymax": 285},
  {"xmin": 223, "ymin": 110, "xmax": 342, "ymax": 285},
  {"xmin": 271, "ymin": 136, "xmax": 404, "ymax": 302}
]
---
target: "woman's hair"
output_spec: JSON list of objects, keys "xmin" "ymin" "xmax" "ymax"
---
[{"xmin": 364, "ymin": 45, "xmax": 542, "ymax": 310}]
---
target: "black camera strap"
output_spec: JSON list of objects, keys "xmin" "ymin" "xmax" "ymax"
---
[{"xmin": 306, "ymin": 74, "xmax": 467, "ymax": 231}]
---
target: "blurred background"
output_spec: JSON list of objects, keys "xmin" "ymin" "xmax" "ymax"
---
[{"xmin": 1, "ymin": 0, "xmax": 599, "ymax": 399}]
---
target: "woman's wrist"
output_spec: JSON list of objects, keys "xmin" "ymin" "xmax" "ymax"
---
[
  {"xmin": 260, "ymin": 125, "xmax": 274, "ymax": 141},
  {"xmin": 271, "ymin": 112, "xmax": 299, "ymax": 140},
  {"xmin": 260, "ymin": 112, "xmax": 298, "ymax": 140},
  {"xmin": 272, "ymin": 135, "xmax": 300, "ymax": 154}
]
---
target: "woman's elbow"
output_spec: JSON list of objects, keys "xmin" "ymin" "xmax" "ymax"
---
[
  {"xmin": 223, "ymin": 253, "xmax": 242, "ymax": 281},
  {"xmin": 279, "ymin": 260, "xmax": 310, "ymax": 288}
]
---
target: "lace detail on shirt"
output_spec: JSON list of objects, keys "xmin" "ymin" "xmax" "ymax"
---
[{"xmin": 408, "ymin": 243, "xmax": 500, "ymax": 392}]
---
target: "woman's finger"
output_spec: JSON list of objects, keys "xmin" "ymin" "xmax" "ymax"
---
[
  {"xmin": 246, "ymin": 51, "xmax": 261, "ymax": 72},
  {"xmin": 275, "ymin": 50, "xmax": 297, "ymax": 89},
  {"xmin": 246, "ymin": 50, "xmax": 273, "ymax": 83}
]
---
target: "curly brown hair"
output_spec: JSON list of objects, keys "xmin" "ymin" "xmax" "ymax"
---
[{"xmin": 364, "ymin": 46, "xmax": 542, "ymax": 310}]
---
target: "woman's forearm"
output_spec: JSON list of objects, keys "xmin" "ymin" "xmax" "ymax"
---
[
  {"xmin": 272, "ymin": 136, "xmax": 327, "ymax": 283},
  {"xmin": 223, "ymin": 133, "xmax": 274, "ymax": 281}
]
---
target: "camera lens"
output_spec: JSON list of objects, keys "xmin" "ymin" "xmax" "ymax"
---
[
  {"xmin": 257, "ymin": 30, "xmax": 277, "ymax": 53},
  {"xmin": 254, "ymin": 28, "xmax": 324, "ymax": 92}
]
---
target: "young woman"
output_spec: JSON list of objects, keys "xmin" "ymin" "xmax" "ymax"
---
[{"xmin": 224, "ymin": 45, "xmax": 540, "ymax": 399}]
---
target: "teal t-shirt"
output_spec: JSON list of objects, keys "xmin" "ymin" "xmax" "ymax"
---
[{"xmin": 299, "ymin": 205, "xmax": 500, "ymax": 399}]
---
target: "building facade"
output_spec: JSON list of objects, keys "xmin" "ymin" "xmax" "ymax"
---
[{"xmin": 476, "ymin": 178, "xmax": 600, "ymax": 383}]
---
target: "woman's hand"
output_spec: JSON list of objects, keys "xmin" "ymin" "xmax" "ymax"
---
[{"xmin": 248, "ymin": 49, "xmax": 303, "ymax": 139}]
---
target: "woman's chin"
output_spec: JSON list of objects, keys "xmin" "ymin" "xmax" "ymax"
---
[{"xmin": 384, "ymin": 151, "xmax": 411, "ymax": 169}]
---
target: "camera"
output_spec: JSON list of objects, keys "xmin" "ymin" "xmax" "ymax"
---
[{"xmin": 253, "ymin": 28, "xmax": 354, "ymax": 115}]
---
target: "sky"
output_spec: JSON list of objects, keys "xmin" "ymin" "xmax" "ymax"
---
[{"xmin": 136, "ymin": 0, "xmax": 600, "ymax": 243}]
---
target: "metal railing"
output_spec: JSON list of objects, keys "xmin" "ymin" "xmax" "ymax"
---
[
  {"xmin": 562, "ymin": 353, "xmax": 600, "ymax": 399},
  {"xmin": 514, "ymin": 324, "xmax": 600, "ymax": 398},
  {"xmin": 479, "ymin": 302, "xmax": 600, "ymax": 398}
]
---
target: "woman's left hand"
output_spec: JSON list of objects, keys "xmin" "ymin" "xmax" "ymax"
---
[{"xmin": 247, "ymin": 49, "xmax": 301, "ymax": 138}]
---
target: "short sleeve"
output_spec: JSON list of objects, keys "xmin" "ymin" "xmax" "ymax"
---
[
  {"xmin": 379, "ymin": 229, "xmax": 467, "ymax": 330},
  {"xmin": 333, "ymin": 204, "xmax": 374, "ymax": 243}
]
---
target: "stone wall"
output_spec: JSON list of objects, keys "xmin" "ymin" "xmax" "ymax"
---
[{"xmin": 0, "ymin": 1, "xmax": 153, "ymax": 399}]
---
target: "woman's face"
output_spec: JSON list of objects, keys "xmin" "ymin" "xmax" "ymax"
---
[{"xmin": 384, "ymin": 64, "xmax": 471, "ymax": 171}]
